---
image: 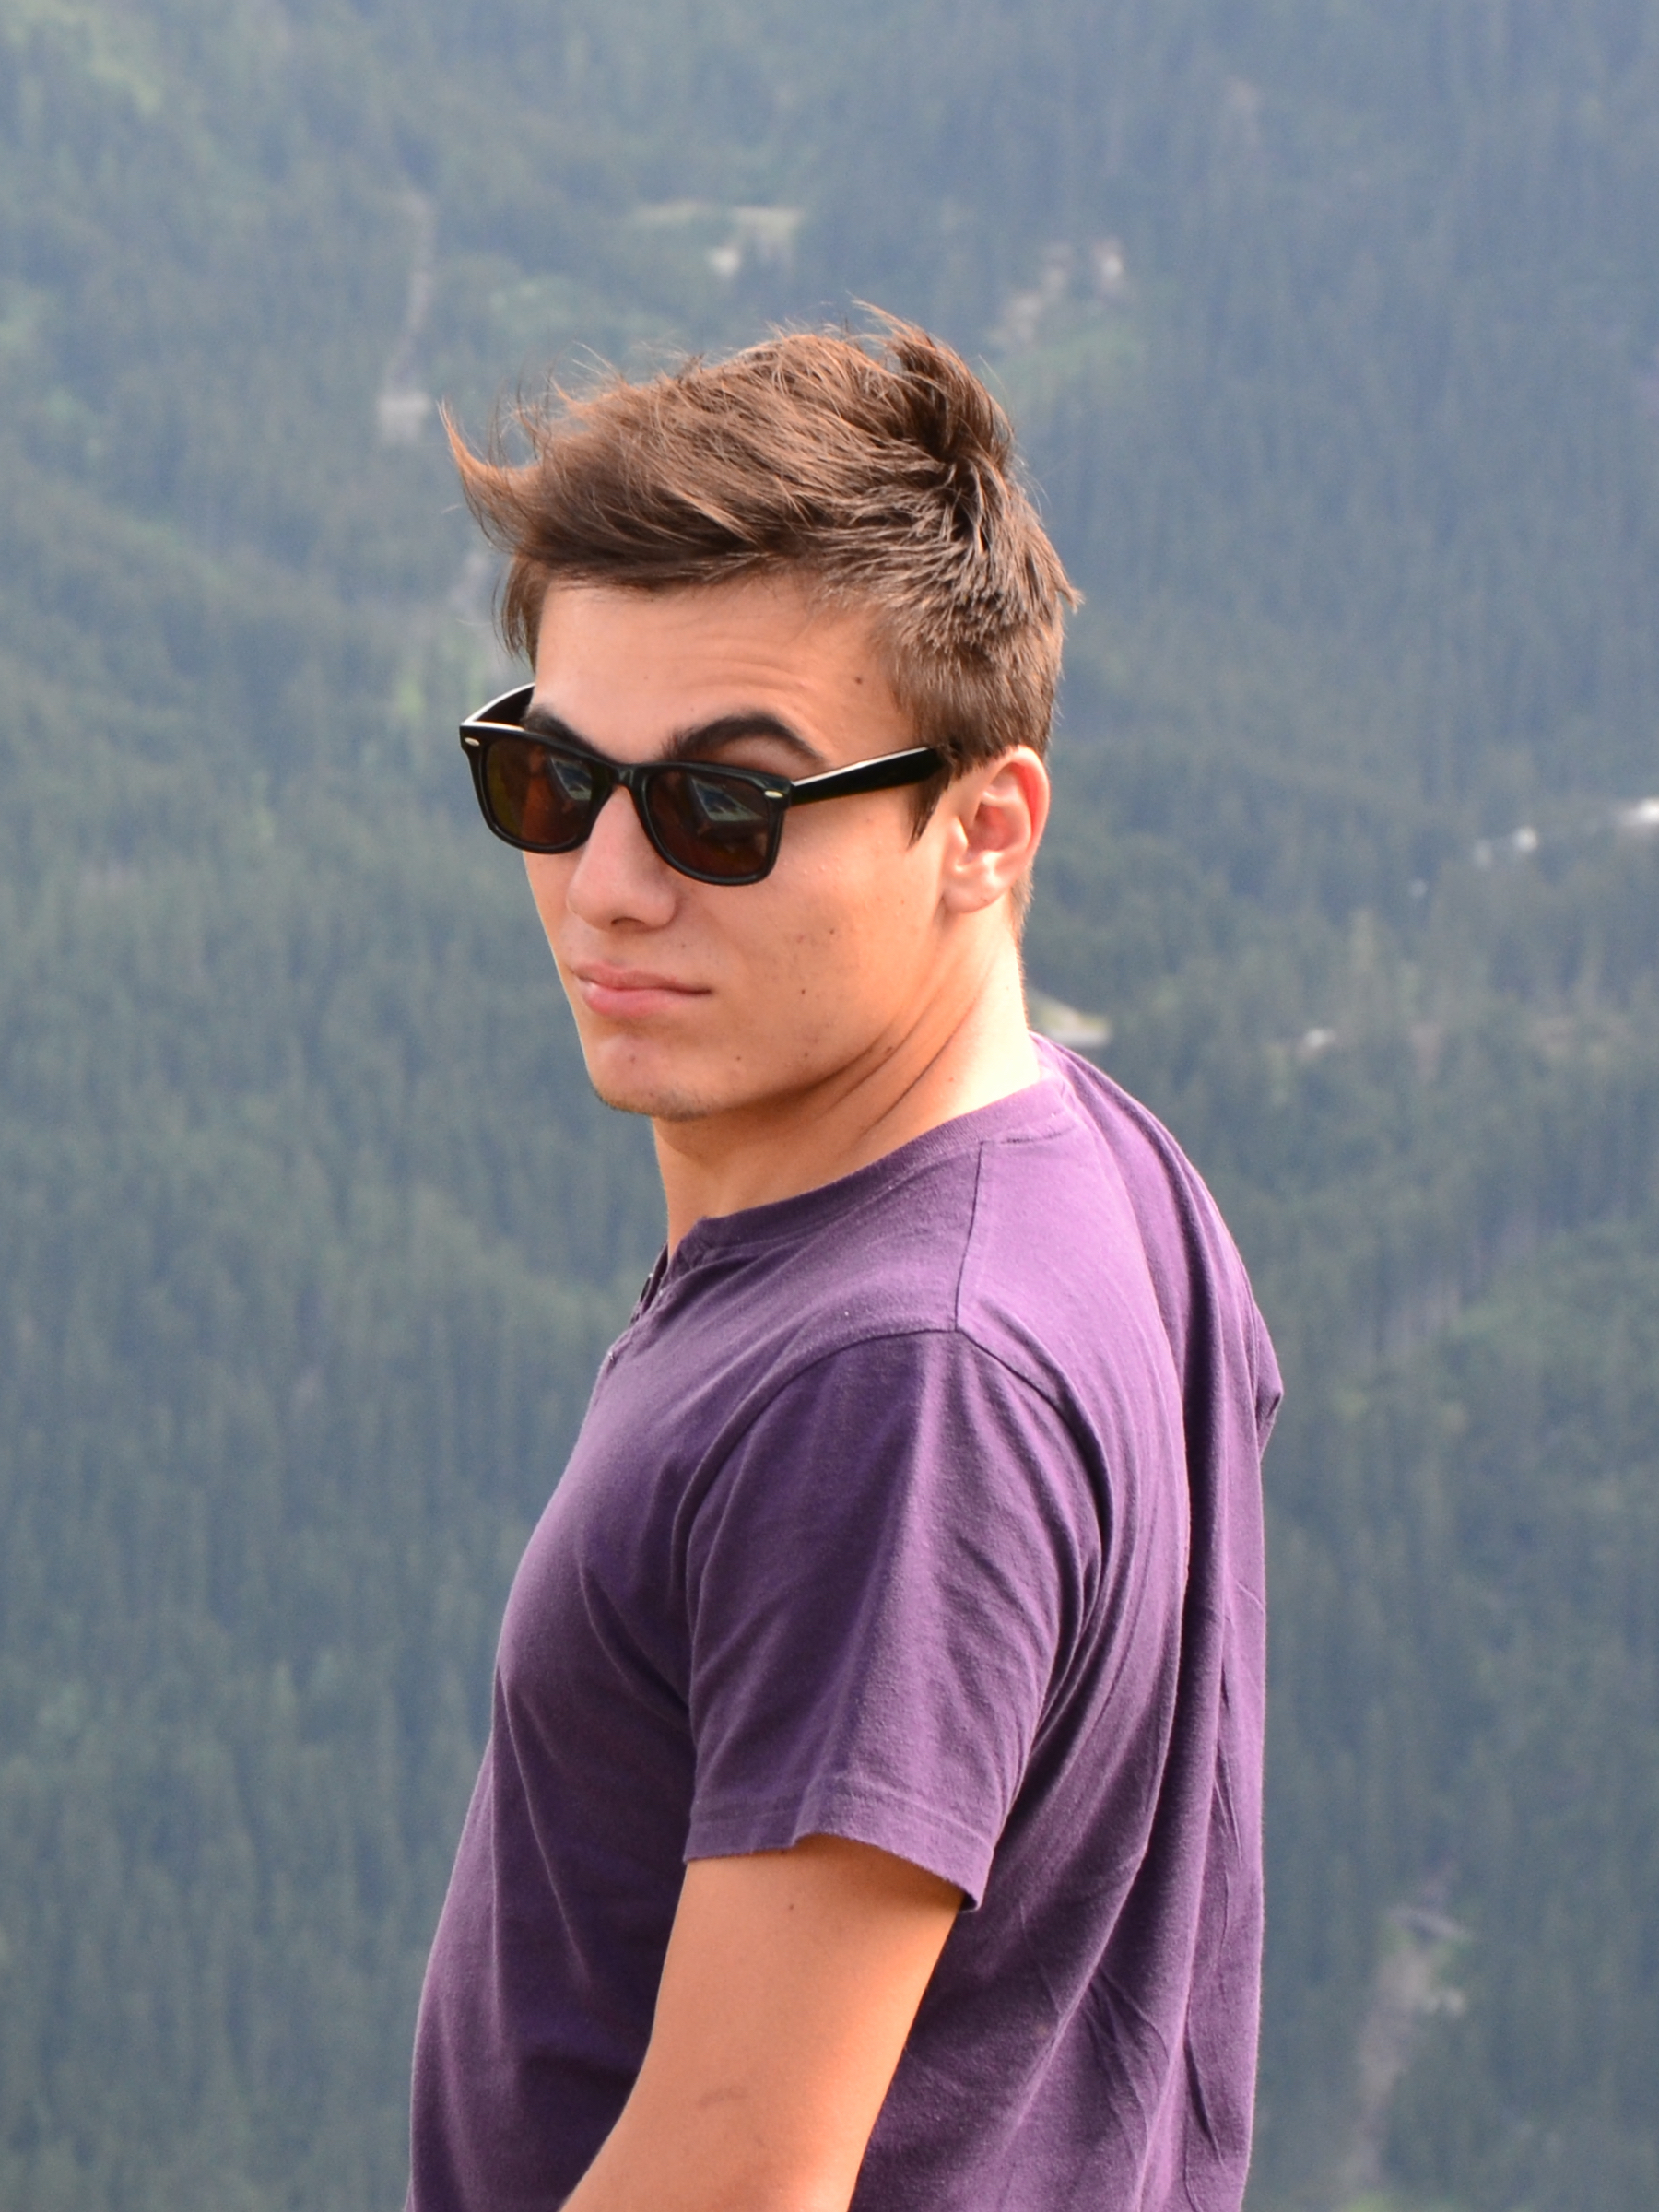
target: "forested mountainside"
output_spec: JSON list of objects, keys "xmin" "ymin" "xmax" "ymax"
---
[{"xmin": 2, "ymin": 3, "xmax": 1658, "ymax": 2206}]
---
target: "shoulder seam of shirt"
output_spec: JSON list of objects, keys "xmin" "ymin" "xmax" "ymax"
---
[{"xmin": 686, "ymin": 1320, "xmax": 1099, "ymax": 1522}]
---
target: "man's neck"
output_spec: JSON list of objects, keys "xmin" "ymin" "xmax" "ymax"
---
[{"xmin": 653, "ymin": 946, "xmax": 1041, "ymax": 1253}]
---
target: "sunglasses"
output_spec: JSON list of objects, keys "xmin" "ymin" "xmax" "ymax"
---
[{"xmin": 460, "ymin": 686, "xmax": 943, "ymax": 887}]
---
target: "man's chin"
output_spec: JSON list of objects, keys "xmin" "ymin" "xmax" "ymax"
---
[
  {"xmin": 582, "ymin": 1060, "xmax": 717, "ymax": 1124},
  {"xmin": 578, "ymin": 1033, "xmax": 822, "ymax": 1126},
  {"xmin": 592, "ymin": 1084, "xmax": 712, "ymax": 1124}
]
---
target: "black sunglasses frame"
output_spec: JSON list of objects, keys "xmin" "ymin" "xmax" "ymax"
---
[{"xmin": 459, "ymin": 686, "xmax": 944, "ymax": 887}]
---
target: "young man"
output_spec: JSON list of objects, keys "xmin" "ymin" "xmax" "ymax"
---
[{"xmin": 409, "ymin": 324, "xmax": 1280, "ymax": 2212}]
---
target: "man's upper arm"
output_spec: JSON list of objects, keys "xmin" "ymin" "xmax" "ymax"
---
[
  {"xmin": 560, "ymin": 1834, "xmax": 962, "ymax": 2212},
  {"xmin": 685, "ymin": 1332, "xmax": 1096, "ymax": 1905}
]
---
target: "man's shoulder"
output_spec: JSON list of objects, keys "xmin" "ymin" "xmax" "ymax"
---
[
  {"xmin": 998, "ymin": 1043, "xmax": 1278, "ymax": 1403},
  {"xmin": 604, "ymin": 1047, "xmax": 1271, "ymax": 1453},
  {"xmin": 653, "ymin": 1059, "xmax": 1129, "ymax": 1354}
]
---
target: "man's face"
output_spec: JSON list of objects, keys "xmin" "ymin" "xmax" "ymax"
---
[{"xmin": 522, "ymin": 577, "xmax": 977, "ymax": 1129}]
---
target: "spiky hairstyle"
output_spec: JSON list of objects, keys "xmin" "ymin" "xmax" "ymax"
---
[{"xmin": 447, "ymin": 320, "xmax": 1077, "ymax": 785}]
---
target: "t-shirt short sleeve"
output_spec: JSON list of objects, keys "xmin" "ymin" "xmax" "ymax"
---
[{"xmin": 681, "ymin": 1330, "xmax": 1101, "ymax": 1907}]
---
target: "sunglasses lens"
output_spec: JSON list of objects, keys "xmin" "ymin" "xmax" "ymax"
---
[
  {"xmin": 483, "ymin": 739, "xmax": 599, "ymax": 852},
  {"xmin": 647, "ymin": 769, "xmax": 777, "ymax": 882}
]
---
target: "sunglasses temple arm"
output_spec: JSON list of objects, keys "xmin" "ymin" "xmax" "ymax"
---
[{"xmin": 788, "ymin": 749, "xmax": 943, "ymax": 805}]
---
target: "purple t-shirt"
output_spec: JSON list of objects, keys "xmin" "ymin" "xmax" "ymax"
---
[{"xmin": 409, "ymin": 1044, "xmax": 1280, "ymax": 2211}]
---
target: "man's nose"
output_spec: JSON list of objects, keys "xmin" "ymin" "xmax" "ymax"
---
[{"xmin": 564, "ymin": 785, "xmax": 679, "ymax": 928}]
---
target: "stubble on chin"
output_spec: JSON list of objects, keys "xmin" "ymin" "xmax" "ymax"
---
[
  {"xmin": 571, "ymin": 1014, "xmax": 717, "ymax": 1124},
  {"xmin": 583, "ymin": 1065, "xmax": 714, "ymax": 1124}
]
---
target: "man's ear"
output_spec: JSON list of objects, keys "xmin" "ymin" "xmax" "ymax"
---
[{"xmin": 937, "ymin": 749, "xmax": 1050, "ymax": 914}]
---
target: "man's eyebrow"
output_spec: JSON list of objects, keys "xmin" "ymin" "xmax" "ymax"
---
[
  {"xmin": 518, "ymin": 701, "xmax": 828, "ymax": 771},
  {"xmin": 521, "ymin": 703, "xmax": 591, "ymax": 747},
  {"xmin": 664, "ymin": 713, "xmax": 827, "ymax": 770}
]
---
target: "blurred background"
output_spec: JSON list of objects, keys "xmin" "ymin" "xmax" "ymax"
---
[{"xmin": 2, "ymin": 3, "xmax": 1658, "ymax": 2206}]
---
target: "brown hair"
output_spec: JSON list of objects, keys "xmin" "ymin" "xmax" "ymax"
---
[{"xmin": 447, "ymin": 319, "xmax": 1077, "ymax": 801}]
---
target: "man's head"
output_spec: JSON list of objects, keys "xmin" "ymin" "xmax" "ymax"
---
[
  {"xmin": 449, "ymin": 324, "xmax": 1075, "ymax": 1167},
  {"xmin": 450, "ymin": 321, "xmax": 1077, "ymax": 811}
]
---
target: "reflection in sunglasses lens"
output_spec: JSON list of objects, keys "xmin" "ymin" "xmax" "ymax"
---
[
  {"xmin": 486, "ymin": 740, "xmax": 596, "ymax": 850},
  {"xmin": 651, "ymin": 770, "xmax": 774, "ymax": 881}
]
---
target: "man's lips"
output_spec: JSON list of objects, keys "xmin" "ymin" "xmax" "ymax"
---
[{"xmin": 569, "ymin": 963, "xmax": 711, "ymax": 1019}]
